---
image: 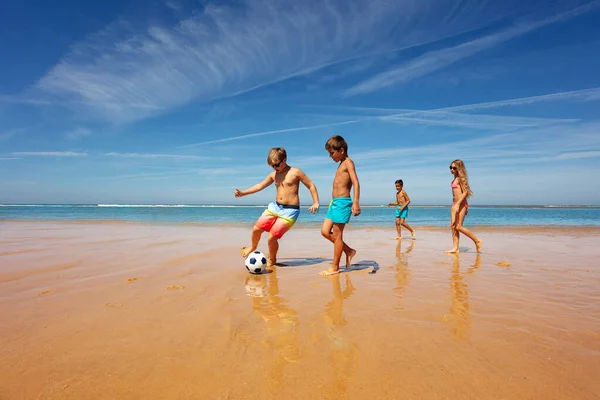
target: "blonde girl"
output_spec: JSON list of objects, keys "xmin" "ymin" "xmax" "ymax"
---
[{"xmin": 446, "ymin": 160, "xmax": 482, "ymax": 253}]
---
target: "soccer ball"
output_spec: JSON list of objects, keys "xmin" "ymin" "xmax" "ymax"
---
[{"xmin": 245, "ymin": 251, "xmax": 267, "ymax": 274}]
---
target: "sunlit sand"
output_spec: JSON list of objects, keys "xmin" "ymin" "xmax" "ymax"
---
[{"xmin": 1, "ymin": 221, "xmax": 599, "ymax": 399}]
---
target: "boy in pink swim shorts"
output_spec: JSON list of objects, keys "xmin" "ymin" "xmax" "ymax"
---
[{"xmin": 235, "ymin": 147, "xmax": 320, "ymax": 267}]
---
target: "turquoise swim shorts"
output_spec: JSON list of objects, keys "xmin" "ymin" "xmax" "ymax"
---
[
  {"xmin": 326, "ymin": 197, "xmax": 353, "ymax": 224},
  {"xmin": 396, "ymin": 206, "xmax": 409, "ymax": 219}
]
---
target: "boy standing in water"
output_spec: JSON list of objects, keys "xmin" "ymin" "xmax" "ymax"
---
[
  {"xmin": 320, "ymin": 135, "xmax": 361, "ymax": 276},
  {"xmin": 235, "ymin": 147, "xmax": 320, "ymax": 267},
  {"xmin": 388, "ymin": 179, "xmax": 416, "ymax": 240}
]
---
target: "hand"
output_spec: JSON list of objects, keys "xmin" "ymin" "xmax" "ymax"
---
[
  {"xmin": 387, "ymin": 203, "xmax": 395, "ymax": 207},
  {"xmin": 234, "ymin": 189, "xmax": 245, "ymax": 198},
  {"xmin": 352, "ymin": 204, "xmax": 361, "ymax": 216},
  {"xmin": 308, "ymin": 203, "xmax": 320, "ymax": 214}
]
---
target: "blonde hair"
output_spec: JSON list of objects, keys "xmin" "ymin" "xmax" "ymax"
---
[
  {"xmin": 451, "ymin": 159, "xmax": 473, "ymax": 197},
  {"xmin": 267, "ymin": 147, "xmax": 287, "ymax": 165}
]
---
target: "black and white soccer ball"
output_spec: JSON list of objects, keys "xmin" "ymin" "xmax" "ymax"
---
[{"xmin": 244, "ymin": 251, "xmax": 267, "ymax": 274}]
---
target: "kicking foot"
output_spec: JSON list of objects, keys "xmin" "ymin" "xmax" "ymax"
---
[
  {"xmin": 319, "ymin": 267, "xmax": 340, "ymax": 276},
  {"xmin": 475, "ymin": 240, "xmax": 483, "ymax": 253},
  {"xmin": 345, "ymin": 249, "xmax": 357, "ymax": 269},
  {"xmin": 445, "ymin": 248, "xmax": 459, "ymax": 254},
  {"xmin": 240, "ymin": 246, "xmax": 254, "ymax": 258}
]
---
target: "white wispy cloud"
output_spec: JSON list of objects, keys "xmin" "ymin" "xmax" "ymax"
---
[
  {"xmin": 30, "ymin": 0, "xmax": 561, "ymax": 123},
  {"xmin": 0, "ymin": 128, "xmax": 27, "ymax": 142},
  {"xmin": 556, "ymin": 150, "xmax": 600, "ymax": 160},
  {"xmin": 11, "ymin": 151, "xmax": 88, "ymax": 157},
  {"xmin": 180, "ymin": 120, "xmax": 361, "ymax": 147},
  {"xmin": 65, "ymin": 127, "xmax": 92, "ymax": 140},
  {"xmin": 381, "ymin": 112, "xmax": 577, "ymax": 130},
  {"xmin": 105, "ymin": 152, "xmax": 228, "ymax": 160},
  {"xmin": 346, "ymin": 1, "xmax": 600, "ymax": 96}
]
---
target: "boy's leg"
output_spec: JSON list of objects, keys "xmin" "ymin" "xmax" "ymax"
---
[
  {"xmin": 320, "ymin": 223, "xmax": 356, "ymax": 276},
  {"xmin": 267, "ymin": 233, "xmax": 280, "ymax": 266},
  {"xmin": 394, "ymin": 217, "xmax": 402, "ymax": 239},
  {"xmin": 241, "ymin": 225, "xmax": 264, "ymax": 258},
  {"xmin": 321, "ymin": 218, "xmax": 356, "ymax": 268},
  {"xmin": 400, "ymin": 218, "xmax": 415, "ymax": 238}
]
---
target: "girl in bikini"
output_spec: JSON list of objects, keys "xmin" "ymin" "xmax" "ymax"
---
[{"xmin": 446, "ymin": 159, "xmax": 482, "ymax": 253}]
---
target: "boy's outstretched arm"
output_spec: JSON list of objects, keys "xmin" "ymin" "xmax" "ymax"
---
[
  {"xmin": 298, "ymin": 170, "xmax": 320, "ymax": 213},
  {"xmin": 234, "ymin": 174, "xmax": 274, "ymax": 198},
  {"xmin": 347, "ymin": 159, "xmax": 361, "ymax": 216}
]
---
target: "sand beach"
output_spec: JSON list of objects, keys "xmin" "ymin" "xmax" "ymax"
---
[{"xmin": 1, "ymin": 221, "xmax": 599, "ymax": 399}]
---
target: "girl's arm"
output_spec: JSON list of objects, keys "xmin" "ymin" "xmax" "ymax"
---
[{"xmin": 456, "ymin": 179, "xmax": 469, "ymax": 203}]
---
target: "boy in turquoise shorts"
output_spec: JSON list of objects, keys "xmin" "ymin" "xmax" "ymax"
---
[
  {"xmin": 388, "ymin": 179, "xmax": 416, "ymax": 240},
  {"xmin": 320, "ymin": 135, "xmax": 361, "ymax": 276}
]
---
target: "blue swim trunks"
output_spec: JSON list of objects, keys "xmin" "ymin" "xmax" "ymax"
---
[
  {"xmin": 396, "ymin": 206, "xmax": 409, "ymax": 219},
  {"xmin": 326, "ymin": 197, "xmax": 353, "ymax": 224}
]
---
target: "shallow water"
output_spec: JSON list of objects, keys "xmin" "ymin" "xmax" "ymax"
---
[{"xmin": 1, "ymin": 204, "xmax": 600, "ymax": 226}]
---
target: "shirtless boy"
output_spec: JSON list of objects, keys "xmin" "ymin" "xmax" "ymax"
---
[
  {"xmin": 319, "ymin": 135, "xmax": 361, "ymax": 276},
  {"xmin": 387, "ymin": 179, "xmax": 416, "ymax": 240},
  {"xmin": 235, "ymin": 147, "xmax": 320, "ymax": 267}
]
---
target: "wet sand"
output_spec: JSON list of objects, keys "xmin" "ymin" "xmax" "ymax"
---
[{"xmin": 1, "ymin": 221, "xmax": 599, "ymax": 399}]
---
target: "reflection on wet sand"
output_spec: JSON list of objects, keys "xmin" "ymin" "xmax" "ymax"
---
[
  {"xmin": 446, "ymin": 253, "xmax": 482, "ymax": 340},
  {"xmin": 394, "ymin": 240, "xmax": 414, "ymax": 302},
  {"xmin": 323, "ymin": 274, "xmax": 358, "ymax": 399},
  {"xmin": 244, "ymin": 270, "xmax": 301, "ymax": 394}
]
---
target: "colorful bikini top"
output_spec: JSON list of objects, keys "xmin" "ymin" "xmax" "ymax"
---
[{"xmin": 451, "ymin": 179, "xmax": 459, "ymax": 189}]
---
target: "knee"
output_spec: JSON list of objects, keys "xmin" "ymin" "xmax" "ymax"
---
[
  {"xmin": 395, "ymin": 220, "xmax": 401, "ymax": 226},
  {"xmin": 321, "ymin": 228, "xmax": 330, "ymax": 238},
  {"xmin": 268, "ymin": 234, "xmax": 279, "ymax": 243}
]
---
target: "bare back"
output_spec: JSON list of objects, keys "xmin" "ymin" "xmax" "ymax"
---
[
  {"xmin": 272, "ymin": 166, "xmax": 303, "ymax": 205},
  {"xmin": 331, "ymin": 158, "xmax": 353, "ymax": 198}
]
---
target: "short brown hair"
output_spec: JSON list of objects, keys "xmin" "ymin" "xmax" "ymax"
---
[
  {"xmin": 325, "ymin": 135, "xmax": 348, "ymax": 153},
  {"xmin": 267, "ymin": 147, "xmax": 287, "ymax": 165}
]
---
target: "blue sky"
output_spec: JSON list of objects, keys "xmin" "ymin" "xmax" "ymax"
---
[{"xmin": 1, "ymin": 0, "xmax": 600, "ymax": 205}]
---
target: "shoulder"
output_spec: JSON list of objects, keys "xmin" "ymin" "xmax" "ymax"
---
[
  {"xmin": 289, "ymin": 167, "xmax": 304, "ymax": 177},
  {"xmin": 343, "ymin": 157, "xmax": 356, "ymax": 168}
]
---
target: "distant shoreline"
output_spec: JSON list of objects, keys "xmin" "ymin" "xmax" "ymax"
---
[{"xmin": 1, "ymin": 204, "xmax": 599, "ymax": 209}]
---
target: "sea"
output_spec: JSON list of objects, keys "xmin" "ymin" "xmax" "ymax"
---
[{"xmin": 1, "ymin": 204, "xmax": 599, "ymax": 227}]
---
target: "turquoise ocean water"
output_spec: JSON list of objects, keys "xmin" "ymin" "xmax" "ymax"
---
[{"xmin": 1, "ymin": 204, "xmax": 599, "ymax": 227}]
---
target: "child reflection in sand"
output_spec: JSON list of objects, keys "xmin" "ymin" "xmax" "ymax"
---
[
  {"xmin": 445, "ymin": 253, "xmax": 482, "ymax": 340},
  {"xmin": 244, "ymin": 270, "xmax": 301, "ymax": 393},
  {"xmin": 322, "ymin": 274, "xmax": 358, "ymax": 398},
  {"xmin": 394, "ymin": 239, "xmax": 414, "ymax": 301}
]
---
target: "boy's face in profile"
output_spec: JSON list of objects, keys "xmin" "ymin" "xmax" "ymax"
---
[
  {"xmin": 328, "ymin": 148, "xmax": 344, "ymax": 162},
  {"xmin": 395, "ymin": 183, "xmax": 402, "ymax": 192},
  {"xmin": 270, "ymin": 158, "xmax": 287, "ymax": 172}
]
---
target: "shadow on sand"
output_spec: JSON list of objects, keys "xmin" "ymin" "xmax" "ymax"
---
[
  {"xmin": 345, "ymin": 260, "xmax": 380, "ymax": 274},
  {"xmin": 277, "ymin": 257, "xmax": 330, "ymax": 267}
]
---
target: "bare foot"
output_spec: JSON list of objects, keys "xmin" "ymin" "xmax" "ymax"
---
[
  {"xmin": 240, "ymin": 246, "xmax": 254, "ymax": 258},
  {"xmin": 319, "ymin": 267, "xmax": 340, "ymax": 276},
  {"xmin": 392, "ymin": 236, "xmax": 402, "ymax": 240},
  {"xmin": 475, "ymin": 240, "xmax": 483, "ymax": 253},
  {"xmin": 445, "ymin": 248, "xmax": 459, "ymax": 254},
  {"xmin": 345, "ymin": 249, "xmax": 357, "ymax": 269},
  {"xmin": 266, "ymin": 257, "xmax": 275, "ymax": 267},
  {"xmin": 411, "ymin": 232, "xmax": 416, "ymax": 239}
]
